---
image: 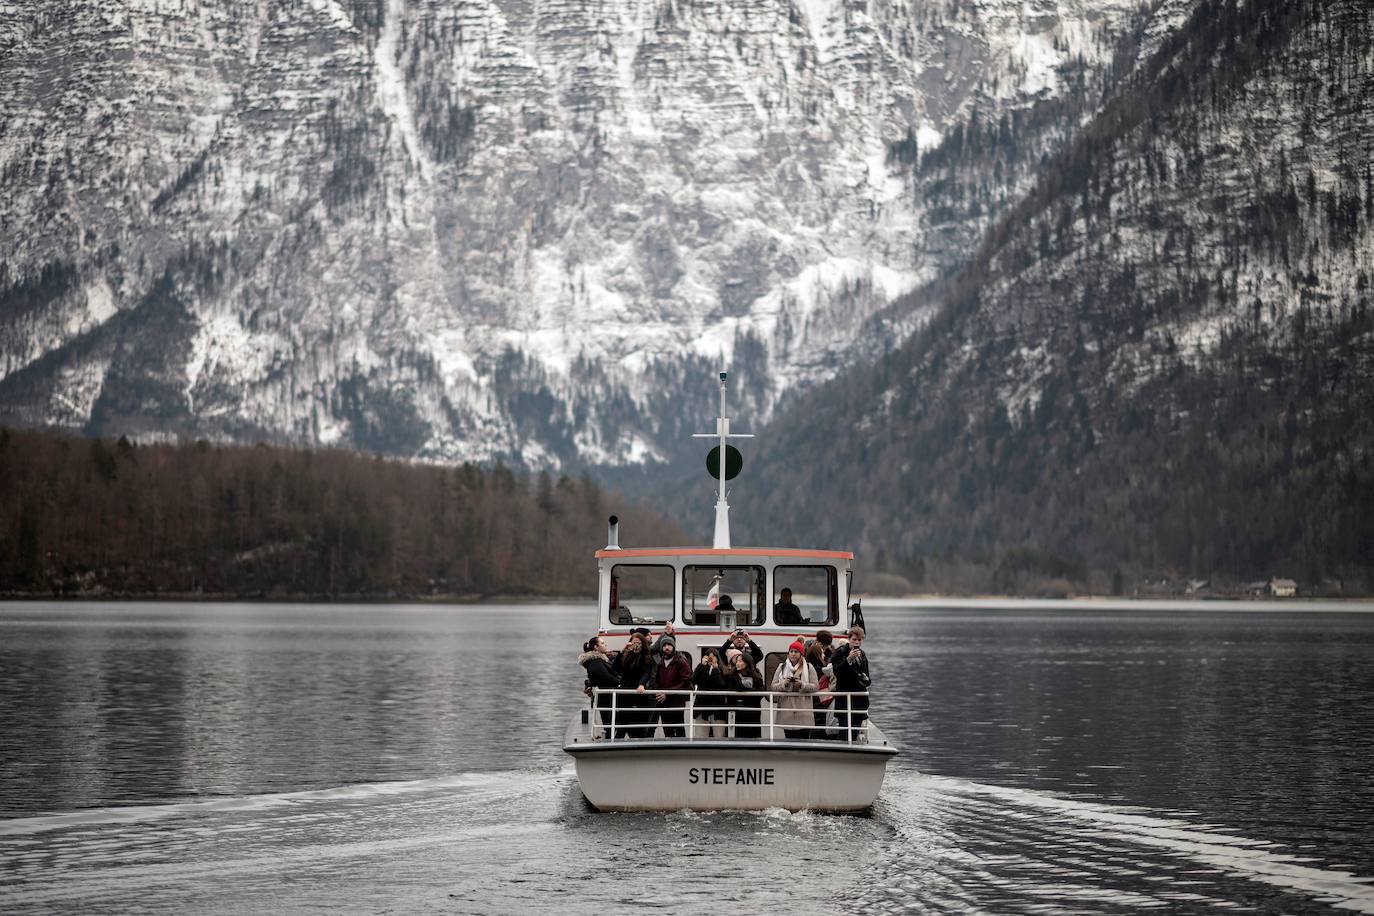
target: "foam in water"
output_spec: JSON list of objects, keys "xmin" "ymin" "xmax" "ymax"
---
[
  {"xmin": 888, "ymin": 770, "xmax": 1374, "ymax": 913},
  {"xmin": 0, "ymin": 770, "xmax": 560, "ymax": 838},
  {"xmin": 4, "ymin": 766, "xmax": 1372, "ymax": 913}
]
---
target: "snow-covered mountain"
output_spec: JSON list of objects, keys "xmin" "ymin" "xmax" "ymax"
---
[
  {"xmin": 744, "ymin": 0, "xmax": 1374, "ymax": 589},
  {"xmin": 1, "ymin": 0, "xmax": 1153, "ymax": 465}
]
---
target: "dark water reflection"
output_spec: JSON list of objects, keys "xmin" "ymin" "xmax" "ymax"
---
[
  {"xmin": 879, "ymin": 606, "xmax": 1374, "ymax": 869},
  {"xmin": 2, "ymin": 601, "xmax": 1373, "ymax": 913},
  {"xmin": 1, "ymin": 603, "xmax": 584, "ymax": 812}
]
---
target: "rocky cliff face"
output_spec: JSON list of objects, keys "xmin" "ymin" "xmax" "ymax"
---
[
  {"xmin": 746, "ymin": 0, "xmax": 1374, "ymax": 589},
  {"xmin": 1, "ymin": 0, "xmax": 1151, "ymax": 465}
]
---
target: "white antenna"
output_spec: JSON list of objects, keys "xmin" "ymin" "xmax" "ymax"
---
[{"xmin": 691, "ymin": 370, "xmax": 753, "ymax": 548}]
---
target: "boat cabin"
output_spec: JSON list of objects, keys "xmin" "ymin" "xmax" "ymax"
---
[{"xmin": 597, "ymin": 546, "xmax": 853, "ymax": 637}]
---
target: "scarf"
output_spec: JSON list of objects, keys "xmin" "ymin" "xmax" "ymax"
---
[{"xmin": 782, "ymin": 657, "xmax": 810, "ymax": 688}]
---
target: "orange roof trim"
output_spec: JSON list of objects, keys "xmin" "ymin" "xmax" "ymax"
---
[{"xmin": 594, "ymin": 547, "xmax": 854, "ymax": 560}]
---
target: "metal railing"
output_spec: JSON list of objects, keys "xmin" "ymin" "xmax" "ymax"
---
[{"xmin": 582, "ymin": 688, "xmax": 874, "ymax": 745}]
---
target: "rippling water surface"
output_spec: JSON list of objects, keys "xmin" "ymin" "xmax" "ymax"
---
[{"xmin": 2, "ymin": 601, "xmax": 1373, "ymax": 913}]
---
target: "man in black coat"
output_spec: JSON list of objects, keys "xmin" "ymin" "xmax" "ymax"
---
[
  {"xmin": 638, "ymin": 637, "xmax": 693, "ymax": 738},
  {"xmin": 718, "ymin": 626, "xmax": 764, "ymax": 665},
  {"xmin": 830, "ymin": 626, "xmax": 871, "ymax": 741}
]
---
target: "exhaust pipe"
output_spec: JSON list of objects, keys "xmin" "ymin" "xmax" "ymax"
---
[{"xmin": 606, "ymin": 515, "xmax": 621, "ymax": 550}]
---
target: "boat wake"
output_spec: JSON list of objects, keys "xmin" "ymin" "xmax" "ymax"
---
[
  {"xmin": 2, "ymin": 765, "xmax": 1371, "ymax": 913},
  {"xmin": 861, "ymin": 768, "xmax": 1374, "ymax": 914},
  {"xmin": 0, "ymin": 770, "xmax": 566, "ymax": 839},
  {"xmin": 0, "ymin": 768, "xmax": 571, "ymax": 911}
]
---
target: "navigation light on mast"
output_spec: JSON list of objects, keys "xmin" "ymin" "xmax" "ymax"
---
[{"xmin": 692, "ymin": 371, "xmax": 753, "ymax": 548}]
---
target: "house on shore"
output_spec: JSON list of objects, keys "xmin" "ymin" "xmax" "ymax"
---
[{"xmin": 1269, "ymin": 578, "xmax": 1298, "ymax": 598}]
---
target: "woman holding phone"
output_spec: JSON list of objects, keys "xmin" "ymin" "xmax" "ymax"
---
[
  {"xmin": 612, "ymin": 631, "xmax": 652, "ymax": 738},
  {"xmin": 723, "ymin": 653, "xmax": 763, "ymax": 739},
  {"xmin": 692, "ymin": 648, "xmax": 728, "ymax": 738},
  {"xmin": 771, "ymin": 639, "xmax": 818, "ymax": 739}
]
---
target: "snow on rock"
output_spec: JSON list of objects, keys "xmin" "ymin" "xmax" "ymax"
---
[{"xmin": 0, "ymin": 0, "xmax": 1155, "ymax": 467}]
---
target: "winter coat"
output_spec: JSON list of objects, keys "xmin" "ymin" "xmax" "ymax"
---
[
  {"xmin": 722, "ymin": 671, "xmax": 762, "ymax": 709},
  {"xmin": 770, "ymin": 657, "xmax": 818, "ymax": 727},
  {"xmin": 721, "ymin": 670, "xmax": 763, "ymax": 738},
  {"xmin": 579, "ymin": 650, "xmax": 621, "ymax": 693},
  {"xmin": 613, "ymin": 645, "xmax": 651, "ymax": 686},
  {"xmin": 642, "ymin": 652, "xmax": 693, "ymax": 706},
  {"xmin": 831, "ymin": 643, "xmax": 872, "ymax": 693},
  {"xmin": 692, "ymin": 662, "xmax": 729, "ymax": 718},
  {"xmin": 718, "ymin": 637, "xmax": 764, "ymax": 664}
]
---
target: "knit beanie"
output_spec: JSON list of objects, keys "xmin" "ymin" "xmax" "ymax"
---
[{"xmin": 789, "ymin": 639, "xmax": 806, "ymax": 654}]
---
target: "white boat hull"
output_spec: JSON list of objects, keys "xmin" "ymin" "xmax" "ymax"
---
[{"xmin": 565, "ymin": 737, "xmax": 897, "ymax": 812}]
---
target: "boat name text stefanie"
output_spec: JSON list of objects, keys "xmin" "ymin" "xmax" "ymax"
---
[{"xmin": 688, "ymin": 767, "xmax": 775, "ymax": 785}]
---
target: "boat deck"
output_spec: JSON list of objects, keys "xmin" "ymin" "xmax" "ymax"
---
[
  {"xmin": 562, "ymin": 696, "xmax": 898, "ymax": 757},
  {"xmin": 564, "ymin": 725, "xmax": 898, "ymax": 757}
]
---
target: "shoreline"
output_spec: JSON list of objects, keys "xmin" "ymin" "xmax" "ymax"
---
[
  {"xmin": 865, "ymin": 595, "xmax": 1374, "ymax": 612},
  {"xmin": 3, "ymin": 593, "xmax": 1372, "ymax": 609},
  {"xmin": 0, "ymin": 592, "xmax": 596, "ymax": 604}
]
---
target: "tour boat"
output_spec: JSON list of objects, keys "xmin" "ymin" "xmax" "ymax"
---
[{"xmin": 563, "ymin": 372, "xmax": 898, "ymax": 812}]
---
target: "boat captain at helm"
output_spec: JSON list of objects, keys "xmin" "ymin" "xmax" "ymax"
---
[{"xmin": 774, "ymin": 588, "xmax": 803, "ymax": 625}]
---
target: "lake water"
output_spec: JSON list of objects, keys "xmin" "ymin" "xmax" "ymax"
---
[{"xmin": 2, "ymin": 601, "xmax": 1373, "ymax": 913}]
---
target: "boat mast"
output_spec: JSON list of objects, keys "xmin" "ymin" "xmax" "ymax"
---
[{"xmin": 693, "ymin": 371, "xmax": 752, "ymax": 548}]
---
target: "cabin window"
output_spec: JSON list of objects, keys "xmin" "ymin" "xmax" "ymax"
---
[
  {"xmin": 609, "ymin": 565, "xmax": 674, "ymax": 625},
  {"xmin": 773, "ymin": 565, "xmax": 839, "ymax": 627},
  {"xmin": 682, "ymin": 565, "xmax": 765, "ymax": 627}
]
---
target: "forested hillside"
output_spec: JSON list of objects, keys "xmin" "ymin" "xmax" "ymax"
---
[
  {"xmin": 745, "ymin": 0, "xmax": 1374, "ymax": 596},
  {"xmin": 0, "ymin": 429, "xmax": 679, "ymax": 598}
]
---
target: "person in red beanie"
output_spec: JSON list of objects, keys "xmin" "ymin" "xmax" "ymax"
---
[{"xmin": 770, "ymin": 638, "xmax": 818, "ymax": 739}]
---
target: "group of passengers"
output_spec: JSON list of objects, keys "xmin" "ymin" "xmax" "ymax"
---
[{"xmin": 578, "ymin": 621, "xmax": 871, "ymax": 742}]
